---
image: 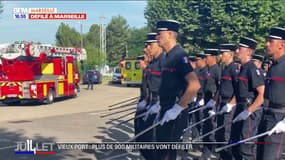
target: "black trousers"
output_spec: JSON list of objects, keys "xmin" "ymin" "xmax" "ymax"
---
[
  {"xmin": 187, "ymin": 102, "xmax": 203, "ymax": 141},
  {"xmin": 155, "ymin": 105, "xmax": 188, "ymax": 160},
  {"xmin": 200, "ymin": 96, "xmax": 217, "ymax": 159},
  {"xmin": 215, "ymin": 100, "xmax": 236, "ymax": 160},
  {"xmin": 257, "ymin": 109, "xmax": 285, "ymax": 160},
  {"xmin": 139, "ymin": 95, "xmax": 158, "ymax": 160},
  {"xmin": 231, "ymin": 103, "xmax": 262, "ymax": 160}
]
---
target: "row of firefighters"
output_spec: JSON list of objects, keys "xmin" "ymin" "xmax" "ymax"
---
[{"xmin": 132, "ymin": 20, "xmax": 285, "ymax": 160}]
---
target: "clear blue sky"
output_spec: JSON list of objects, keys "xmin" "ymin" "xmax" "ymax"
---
[{"xmin": 0, "ymin": 1, "xmax": 147, "ymax": 44}]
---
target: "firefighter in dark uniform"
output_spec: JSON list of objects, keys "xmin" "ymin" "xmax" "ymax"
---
[
  {"xmin": 201, "ymin": 48, "xmax": 222, "ymax": 160},
  {"xmin": 188, "ymin": 53, "xmax": 207, "ymax": 145},
  {"xmin": 184, "ymin": 55, "xmax": 199, "ymax": 137},
  {"xmin": 188, "ymin": 55, "xmax": 198, "ymax": 71},
  {"xmin": 155, "ymin": 20, "xmax": 201, "ymax": 160},
  {"xmin": 135, "ymin": 43, "xmax": 152, "ymax": 142},
  {"xmin": 216, "ymin": 44, "xmax": 238, "ymax": 160},
  {"xmin": 139, "ymin": 32, "xmax": 164, "ymax": 160},
  {"xmin": 231, "ymin": 37, "xmax": 265, "ymax": 160},
  {"xmin": 252, "ymin": 54, "xmax": 266, "ymax": 78},
  {"xmin": 262, "ymin": 59, "xmax": 271, "ymax": 75},
  {"xmin": 257, "ymin": 27, "xmax": 285, "ymax": 160}
]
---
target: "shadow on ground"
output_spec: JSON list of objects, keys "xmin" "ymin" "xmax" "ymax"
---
[
  {"xmin": 0, "ymin": 128, "xmax": 76, "ymax": 160},
  {"xmin": 85, "ymin": 115, "xmax": 144, "ymax": 160}
]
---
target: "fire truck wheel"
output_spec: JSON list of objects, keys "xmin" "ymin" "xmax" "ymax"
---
[
  {"xmin": 46, "ymin": 88, "xmax": 55, "ymax": 104},
  {"xmin": 73, "ymin": 87, "xmax": 78, "ymax": 98}
]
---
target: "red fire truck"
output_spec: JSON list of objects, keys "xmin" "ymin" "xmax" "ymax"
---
[{"xmin": 0, "ymin": 43, "xmax": 86, "ymax": 105}]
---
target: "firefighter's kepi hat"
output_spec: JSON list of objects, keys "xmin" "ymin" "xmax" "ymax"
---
[
  {"xmin": 156, "ymin": 20, "xmax": 180, "ymax": 33},
  {"xmin": 268, "ymin": 27, "xmax": 285, "ymax": 40},
  {"xmin": 204, "ymin": 49, "xmax": 220, "ymax": 56},
  {"xmin": 239, "ymin": 37, "xmax": 257, "ymax": 50},
  {"xmin": 145, "ymin": 32, "xmax": 157, "ymax": 43},
  {"xmin": 252, "ymin": 54, "xmax": 264, "ymax": 62},
  {"xmin": 220, "ymin": 44, "xmax": 236, "ymax": 52}
]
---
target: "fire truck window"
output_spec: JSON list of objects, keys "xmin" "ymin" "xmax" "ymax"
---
[
  {"xmin": 125, "ymin": 62, "xmax": 131, "ymax": 70},
  {"xmin": 135, "ymin": 62, "xmax": 140, "ymax": 69}
]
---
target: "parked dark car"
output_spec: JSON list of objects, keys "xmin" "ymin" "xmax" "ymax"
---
[{"xmin": 82, "ymin": 70, "xmax": 102, "ymax": 84}]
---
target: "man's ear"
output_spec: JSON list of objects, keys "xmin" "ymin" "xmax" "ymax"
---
[{"xmin": 280, "ymin": 40, "xmax": 285, "ymax": 49}]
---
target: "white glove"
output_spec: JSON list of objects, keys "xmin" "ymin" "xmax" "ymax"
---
[
  {"xmin": 137, "ymin": 100, "xmax": 146, "ymax": 111},
  {"xmin": 208, "ymin": 110, "xmax": 216, "ymax": 116},
  {"xmin": 268, "ymin": 118, "xmax": 285, "ymax": 136},
  {"xmin": 143, "ymin": 102, "xmax": 161, "ymax": 121},
  {"xmin": 191, "ymin": 96, "xmax": 197, "ymax": 103},
  {"xmin": 219, "ymin": 103, "xmax": 235, "ymax": 114},
  {"xmin": 233, "ymin": 109, "xmax": 251, "ymax": 122},
  {"xmin": 198, "ymin": 98, "xmax": 205, "ymax": 106},
  {"xmin": 160, "ymin": 103, "xmax": 184, "ymax": 125},
  {"xmin": 205, "ymin": 99, "xmax": 216, "ymax": 109}
]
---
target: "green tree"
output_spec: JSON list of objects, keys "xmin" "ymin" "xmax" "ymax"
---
[
  {"xmin": 127, "ymin": 26, "xmax": 150, "ymax": 58},
  {"xmin": 55, "ymin": 23, "xmax": 81, "ymax": 47},
  {"xmin": 85, "ymin": 24, "xmax": 100, "ymax": 48},
  {"xmin": 145, "ymin": 0, "xmax": 285, "ymax": 53},
  {"xmin": 85, "ymin": 44, "xmax": 104, "ymax": 69},
  {"xmin": 106, "ymin": 15, "xmax": 129, "ymax": 67}
]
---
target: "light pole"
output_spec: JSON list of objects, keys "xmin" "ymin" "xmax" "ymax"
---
[
  {"xmin": 77, "ymin": 22, "xmax": 84, "ymax": 73},
  {"xmin": 76, "ymin": 22, "xmax": 83, "ymax": 49}
]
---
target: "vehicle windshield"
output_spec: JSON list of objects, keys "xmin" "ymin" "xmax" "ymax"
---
[{"xmin": 115, "ymin": 68, "xmax": 121, "ymax": 73}]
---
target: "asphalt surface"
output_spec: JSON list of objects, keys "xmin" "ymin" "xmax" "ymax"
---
[{"xmin": 0, "ymin": 83, "xmax": 143, "ymax": 160}]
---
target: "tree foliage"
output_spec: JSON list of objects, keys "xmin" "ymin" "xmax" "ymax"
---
[
  {"xmin": 106, "ymin": 15, "xmax": 129, "ymax": 67},
  {"xmin": 127, "ymin": 26, "xmax": 150, "ymax": 58},
  {"xmin": 55, "ymin": 23, "xmax": 81, "ymax": 47},
  {"xmin": 145, "ymin": 0, "xmax": 285, "ymax": 54},
  {"xmin": 85, "ymin": 24, "xmax": 100, "ymax": 49}
]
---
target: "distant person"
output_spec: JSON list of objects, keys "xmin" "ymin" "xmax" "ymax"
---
[{"xmin": 87, "ymin": 72, "xmax": 94, "ymax": 90}]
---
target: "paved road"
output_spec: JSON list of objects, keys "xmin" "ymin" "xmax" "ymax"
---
[{"xmin": 0, "ymin": 84, "xmax": 143, "ymax": 160}]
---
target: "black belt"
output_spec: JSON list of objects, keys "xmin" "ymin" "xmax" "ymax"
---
[
  {"xmin": 220, "ymin": 96, "xmax": 231, "ymax": 103},
  {"xmin": 237, "ymin": 97, "xmax": 253, "ymax": 104}
]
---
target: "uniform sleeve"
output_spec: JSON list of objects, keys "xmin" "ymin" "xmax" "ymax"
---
[
  {"xmin": 249, "ymin": 67, "xmax": 265, "ymax": 89},
  {"xmin": 215, "ymin": 67, "xmax": 222, "ymax": 88},
  {"xmin": 176, "ymin": 55, "xmax": 193, "ymax": 78},
  {"xmin": 231, "ymin": 65, "xmax": 239, "ymax": 95}
]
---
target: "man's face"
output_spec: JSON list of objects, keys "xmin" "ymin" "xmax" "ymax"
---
[
  {"xmin": 157, "ymin": 30, "xmax": 170, "ymax": 48},
  {"xmin": 196, "ymin": 58, "xmax": 205, "ymax": 68},
  {"xmin": 221, "ymin": 51, "xmax": 232, "ymax": 64},
  {"xmin": 263, "ymin": 63, "xmax": 269, "ymax": 71},
  {"xmin": 144, "ymin": 46, "xmax": 152, "ymax": 58},
  {"xmin": 266, "ymin": 38, "xmax": 283, "ymax": 55},
  {"xmin": 147, "ymin": 42, "xmax": 160, "ymax": 57},
  {"xmin": 236, "ymin": 46, "xmax": 249, "ymax": 60},
  {"xmin": 253, "ymin": 60, "xmax": 261, "ymax": 68},
  {"xmin": 205, "ymin": 55, "xmax": 216, "ymax": 65}
]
